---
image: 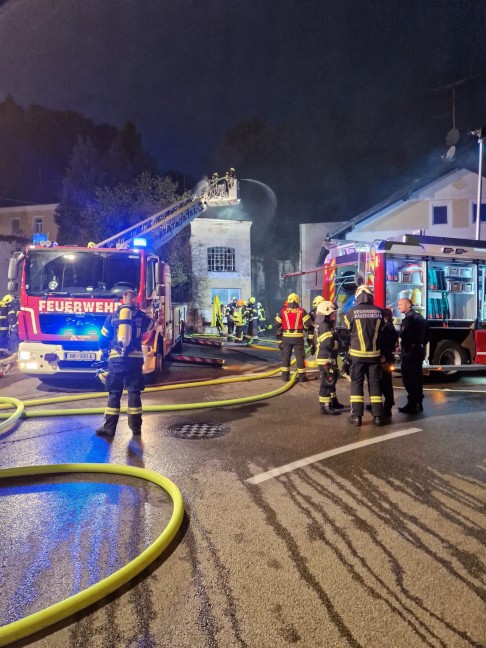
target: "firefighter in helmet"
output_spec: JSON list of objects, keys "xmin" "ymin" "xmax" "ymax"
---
[
  {"xmin": 0, "ymin": 294, "xmax": 10, "ymax": 350},
  {"xmin": 315, "ymin": 300, "xmax": 342, "ymax": 415},
  {"xmin": 224, "ymin": 296, "xmax": 238, "ymax": 341},
  {"xmin": 344, "ymin": 285, "xmax": 385, "ymax": 427},
  {"xmin": 5, "ymin": 294, "xmax": 19, "ymax": 353},
  {"xmin": 257, "ymin": 302, "xmax": 267, "ymax": 335},
  {"xmin": 96, "ymin": 289, "xmax": 153, "ymax": 438},
  {"xmin": 232, "ymin": 299, "xmax": 247, "ymax": 343},
  {"xmin": 308, "ymin": 294, "xmax": 325, "ymax": 355},
  {"xmin": 274, "ymin": 293, "xmax": 311, "ymax": 382},
  {"xmin": 245, "ymin": 296, "xmax": 259, "ymax": 344}
]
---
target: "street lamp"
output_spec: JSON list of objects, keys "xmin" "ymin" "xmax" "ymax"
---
[{"xmin": 471, "ymin": 127, "xmax": 486, "ymax": 241}]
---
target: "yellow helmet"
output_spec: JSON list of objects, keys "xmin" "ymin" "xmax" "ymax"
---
[
  {"xmin": 248, "ymin": 297, "xmax": 256, "ymax": 304},
  {"xmin": 312, "ymin": 295, "xmax": 324, "ymax": 308},
  {"xmin": 287, "ymin": 293, "xmax": 299, "ymax": 304},
  {"xmin": 2, "ymin": 294, "xmax": 13, "ymax": 305}
]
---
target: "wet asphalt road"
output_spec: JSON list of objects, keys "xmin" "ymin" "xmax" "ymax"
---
[{"xmin": 0, "ymin": 340, "xmax": 485, "ymax": 648}]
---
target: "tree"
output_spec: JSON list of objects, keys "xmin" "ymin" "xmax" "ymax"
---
[{"xmin": 54, "ymin": 136, "xmax": 105, "ymax": 244}]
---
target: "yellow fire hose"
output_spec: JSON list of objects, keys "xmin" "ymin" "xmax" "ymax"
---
[
  {"xmin": 0, "ymin": 354, "xmax": 303, "ymax": 644},
  {"xmin": 0, "ymin": 463, "xmax": 184, "ymax": 647}
]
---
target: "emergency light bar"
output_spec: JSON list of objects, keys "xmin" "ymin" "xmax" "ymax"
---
[{"xmin": 133, "ymin": 238, "xmax": 147, "ymax": 247}]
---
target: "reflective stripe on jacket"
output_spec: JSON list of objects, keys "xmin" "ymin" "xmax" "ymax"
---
[{"xmin": 344, "ymin": 303, "xmax": 383, "ymax": 359}]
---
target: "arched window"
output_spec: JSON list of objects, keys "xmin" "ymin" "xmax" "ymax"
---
[{"xmin": 207, "ymin": 247, "xmax": 236, "ymax": 272}]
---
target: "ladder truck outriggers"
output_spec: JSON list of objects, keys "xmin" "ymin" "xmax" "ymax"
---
[
  {"xmin": 321, "ymin": 234, "xmax": 486, "ymax": 374},
  {"xmin": 7, "ymin": 174, "xmax": 239, "ymax": 380}
]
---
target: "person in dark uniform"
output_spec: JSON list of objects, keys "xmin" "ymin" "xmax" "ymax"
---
[
  {"xmin": 0, "ymin": 295, "xmax": 9, "ymax": 350},
  {"xmin": 397, "ymin": 297, "xmax": 427, "ymax": 414},
  {"xmin": 274, "ymin": 293, "xmax": 311, "ymax": 382},
  {"xmin": 380, "ymin": 307, "xmax": 399, "ymax": 418},
  {"xmin": 344, "ymin": 285, "xmax": 385, "ymax": 427},
  {"xmin": 225, "ymin": 296, "xmax": 238, "ymax": 341},
  {"xmin": 315, "ymin": 300, "xmax": 341, "ymax": 415},
  {"xmin": 96, "ymin": 289, "xmax": 153, "ymax": 438},
  {"xmin": 308, "ymin": 295, "xmax": 324, "ymax": 355}
]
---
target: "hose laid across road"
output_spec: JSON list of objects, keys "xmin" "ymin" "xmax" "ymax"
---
[
  {"xmin": 0, "ymin": 363, "xmax": 301, "ymax": 420},
  {"xmin": 0, "ymin": 463, "xmax": 184, "ymax": 647}
]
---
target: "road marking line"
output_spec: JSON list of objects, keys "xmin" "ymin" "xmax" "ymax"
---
[{"xmin": 246, "ymin": 427, "xmax": 422, "ymax": 485}]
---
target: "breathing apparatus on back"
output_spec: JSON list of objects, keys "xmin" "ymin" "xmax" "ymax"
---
[{"xmin": 116, "ymin": 304, "xmax": 134, "ymax": 355}]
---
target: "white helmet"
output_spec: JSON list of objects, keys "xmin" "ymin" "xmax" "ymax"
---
[
  {"xmin": 316, "ymin": 300, "xmax": 338, "ymax": 316},
  {"xmin": 355, "ymin": 285, "xmax": 373, "ymax": 298}
]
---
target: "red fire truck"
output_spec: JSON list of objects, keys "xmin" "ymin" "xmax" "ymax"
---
[
  {"xmin": 321, "ymin": 234, "xmax": 486, "ymax": 372},
  {"xmin": 7, "ymin": 175, "xmax": 239, "ymax": 380}
]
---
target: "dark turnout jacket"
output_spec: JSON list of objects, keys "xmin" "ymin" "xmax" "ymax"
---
[{"xmin": 344, "ymin": 292, "xmax": 383, "ymax": 360}]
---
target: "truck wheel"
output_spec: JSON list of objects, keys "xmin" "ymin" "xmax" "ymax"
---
[{"xmin": 432, "ymin": 340, "xmax": 467, "ymax": 380}]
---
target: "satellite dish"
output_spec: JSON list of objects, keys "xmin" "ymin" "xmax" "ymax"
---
[
  {"xmin": 445, "ymin": 128, "xmax": 460, "ymax": 147},
  {"xmin": 445, "ymin": 145, "xmax": 456, "ymax": 162}
]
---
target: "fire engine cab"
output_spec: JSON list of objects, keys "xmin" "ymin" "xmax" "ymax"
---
[
  {"xmin": 7, "ymin": 174, "xmax": 240, "ymax": 379},
  {"xmin": 323, "ymin": 234, "xmax": 486, "ymax": 372}
]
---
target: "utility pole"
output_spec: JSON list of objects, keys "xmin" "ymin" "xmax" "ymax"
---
[{"xmin": 471, "ymin": 127, "xmax": 486, "ymax": 241}]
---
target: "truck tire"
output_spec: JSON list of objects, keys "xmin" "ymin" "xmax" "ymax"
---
[{"xmin": 432, "ymin": 340, "xmax": 468, "ymax": 380}]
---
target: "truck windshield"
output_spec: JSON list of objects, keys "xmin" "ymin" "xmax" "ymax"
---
[{"xmin": 25, "ymin": 250, "xmax": 141, "ymax": 297}]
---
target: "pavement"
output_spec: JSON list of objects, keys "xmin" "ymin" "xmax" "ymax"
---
[{"xmin": 1, "ymin": 340, "xmax": 486, "ymax": 647}]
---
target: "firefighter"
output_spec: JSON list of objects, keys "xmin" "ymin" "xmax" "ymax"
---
[
  {"xmin": 315, "ymin": 300, "xmax": 341, "ymax": 415},
  {"xmin": 257, "ymin": 302, "xmax": 267, "ymax": 334},
  {"xmin": 245, "ymin": 296, "xmax": 259, "ymax": 344},
  {"xmin": 232, "ymin": 299, "xmax": 247, "ymax": 343},
  {"xmin": 344, "ymin": 285, "xmax": 385, "ymax": 426},
  {"xmin": 0, "ymin": 295, "xmax": 9, "ymax": 350},
  {"xmin": 96, "ymin": 289, "xmax": 152, "ymax": 438},
  {"xmin": 274, "ymin": 293, "xmax": 311, "ymax": 382},
  {"xmin": 380, "ymin": 307, "xmax": 399, "ymax": 417},
  {"xmin": 308, "ymin": 295, "xmax": 325, "ymax": 355},
  {"xmin": 397, "ymin": 297, "xmax": 427, "ymax": 414},
  {"xmin": 225, "ymin": 296, "xmax": 238, "ymax": 341},
  {"xmin": 6, "ymin": 294, "xmax": 19, "ymax": 353}
]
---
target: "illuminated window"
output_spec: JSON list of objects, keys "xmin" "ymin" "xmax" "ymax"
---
[
  {"xmin": 207, "ymin": 247, "xmax": 236, "ymax": 272},
  {"xmin": 432, "ymin": 205, "xmax": 448, "ymax": 225},
  {"xmin": 34, "ymin": 217, "xmax": 43, "ymax": 233}
]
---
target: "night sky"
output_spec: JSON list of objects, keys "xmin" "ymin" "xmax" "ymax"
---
[{"xmin": 1, "ymin": 1, "xmax": 485, "ymax": 224}]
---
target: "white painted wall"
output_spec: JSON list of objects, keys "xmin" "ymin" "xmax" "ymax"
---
[{"xmin": 190, "ymin": 218, "xmax": 252, "ymax": 331}]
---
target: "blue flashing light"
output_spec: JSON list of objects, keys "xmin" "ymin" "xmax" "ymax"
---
[
  {"xmin": 133, "ymin": 237, "xmax": 147, "ymax": 248},
  {"xmin": 33, "ymin": 232, "xmax": 48, "ymax": 244},
  {"xmin": 61, "ymin": 328, "xmax": 74, "ymax": 337},
  {"xmin": 86, "ymin": 328, "xmax": 99, "ymax": 336}
]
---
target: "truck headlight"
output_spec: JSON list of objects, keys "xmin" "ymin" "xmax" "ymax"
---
[{"xmin": 19, "ymin": 350, "xmax": 34, "ymax": 360}]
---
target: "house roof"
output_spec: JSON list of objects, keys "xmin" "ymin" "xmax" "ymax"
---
[{"xmin": 326, "ymin": 159, "xmax": 482, "ymax": 240}]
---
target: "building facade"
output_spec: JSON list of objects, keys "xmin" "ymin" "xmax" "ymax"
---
[
  {"xmin": 0, "ymin": 204, "xmax": 58, "ymax": 294},
  {"xmin": 299, "ymin": 168, "xmax": 486, "ymax": 309},
  {"xmin": 189, "ymin": 217, "xmax": 252, "ymax": 332}
]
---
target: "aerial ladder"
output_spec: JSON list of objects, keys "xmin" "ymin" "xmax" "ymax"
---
[{"xmin": 95, "ymin": 174, "xmax": 240, "ymax": 249}]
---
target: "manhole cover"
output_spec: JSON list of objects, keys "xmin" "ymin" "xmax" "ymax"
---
[{"xmin": 167, "ymin": 422, "xmax": 230, "ymax": 440}]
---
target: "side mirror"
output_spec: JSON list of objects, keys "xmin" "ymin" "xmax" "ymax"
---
[
  {"xmin": 156, "ymin": 284, "xmax": 165, "ymax": 297},
  {"xmin": 7, "ymin": 280, "xmax": 18, "ymax": 293},
  {"xmin": 8, "ymin": 252, "xmax": 22, "ymax": 281}
]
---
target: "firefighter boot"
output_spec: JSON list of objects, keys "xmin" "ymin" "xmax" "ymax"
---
[
  {"xmin": 281, "ymin": 371, "xmax": 290, "ymax": 382},
  {"xmin": 331, "ymin": 397, "xmax": 345, "ymax": 410},
  {"xmin": 96, "ymin": 414, "xmax": 118, "ymax": 438},
  {"xmin": 128, "ymin": 413, "xmax": 142, "ymax": 436},
  {"xmin": 320, "ymin": 403, "xmax": 340, "ymax": 416},
  {"xmin": 348, "ymin": 415, "xmax": 362, "ymax": 427},
  {"xmin": 297, "ymin": 373, "xmax": 307, "ymax": 383}
]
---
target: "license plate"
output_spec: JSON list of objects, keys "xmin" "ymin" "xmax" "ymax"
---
[{"xmin": 64, "ymin": 351, "xmax": 96, "ymax": 361}]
